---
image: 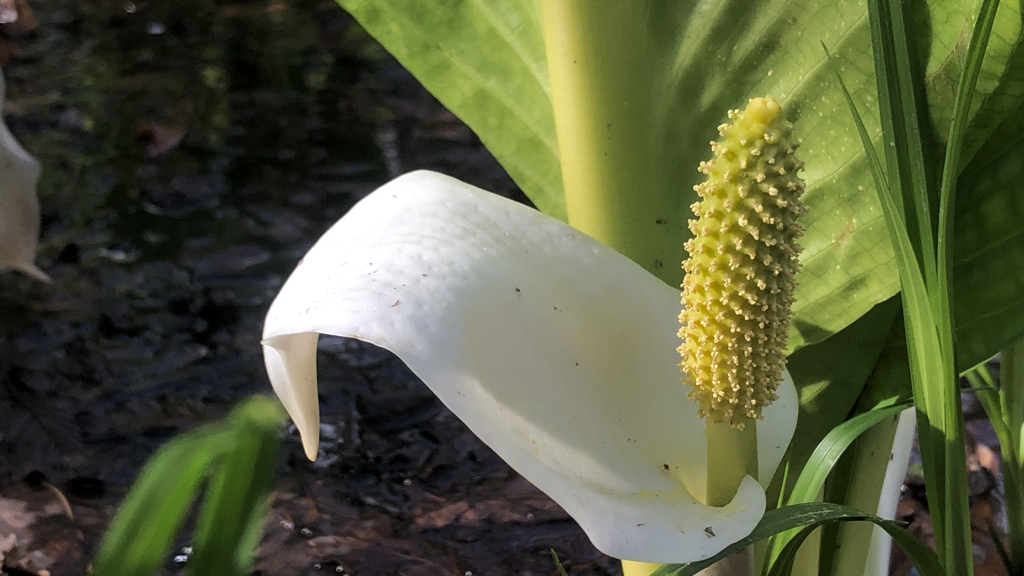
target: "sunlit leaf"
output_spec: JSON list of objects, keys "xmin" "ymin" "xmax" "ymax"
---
[{"xmin": 336, "ymin": 0, "xmax": 1024, "ymax": 360}]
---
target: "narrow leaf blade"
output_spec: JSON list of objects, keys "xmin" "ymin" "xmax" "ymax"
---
[
  {"xmin": 650, "ymin": 503, "xmax": 943, "ymax": 576},
  {"xmin": 187, "ymin": 397, "xmax": 284, "ymax": 576},
  {"xmin": 92, "ymin": 425, "xmax": 228, "ymax": 576}
]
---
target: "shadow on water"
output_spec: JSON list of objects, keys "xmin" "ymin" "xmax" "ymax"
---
[{"xmin": 0, "ymin": 0, "xmax": 615, "ymax": 574}]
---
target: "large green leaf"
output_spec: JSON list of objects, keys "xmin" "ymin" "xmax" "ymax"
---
[
  {"xmin": 954, "ymin": 133, "xmax": 1024, "ymax": 366},
  {"xmin": 339, "ymin": 0, "xmax": 1024, "ymax": 355},
  {"xmin": 835, "ymin": 134, "xmax": 1024, "ymax": 412},
  {"xmin": 923, "ymin": 0, "xmax": 1024, "ymax": 165}
]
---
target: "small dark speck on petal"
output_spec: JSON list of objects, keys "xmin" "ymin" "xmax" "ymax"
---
[
  {"xmin": 704, "ymin": 526, "xmax": 716, "ymax": 537},
  {"xmin": 515, "ymin": 287, "xmax": 521, "ymax": 294},
  {"xmin": 422, "ymin": 273, "xmax": 428, "ymax": 277},
  {"xmin": 637, "ymin": 523, "xmax": 645, "ymax": 527}
]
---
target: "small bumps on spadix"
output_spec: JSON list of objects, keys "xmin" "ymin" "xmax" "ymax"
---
[{"xmin": 678, "ymin": 97, "xmax": 807, "ymax": 428}]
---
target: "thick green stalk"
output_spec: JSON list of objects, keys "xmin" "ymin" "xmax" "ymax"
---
[
  {"xmin": 540, "ymin": 1, "xmax": 687, "ymax": 287},
  {"xmin": 541, "ymin": 7, "xmax": 688, "ymax": 575},
  {"xmin": 541, "ymin": 5, "xmax": 753, "ymax": 576},
  {"xmin": 707, "ymin": 422, "xmax": 758, "ymax": 576},
  {"xmin": 541, "ymin": 6, "xmax": 676, "ymax": 572},
  {"xmin": 706, "ymin": 421, "xmax": 759, "ymax": 507},
  {"xmin": 1005, "ymin": 465, "xmax": 1024, "ymax": 576}
]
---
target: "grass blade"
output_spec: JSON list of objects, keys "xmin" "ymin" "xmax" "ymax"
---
[
  {"xmin": 765, "ymin": 400, "xmax": 911, "ymax": 567},
  {"xmin": 936, "ymin": 0, "xmax": 1001, "ymax": 291},
  {"xmin": 866, "ymin": 0, "xmax": 937, "ymax": 284},
  {"xmin": 766, "ymin": 513, "xmax": 943, "ymax": 576},
  {"xmin": 996, "ymin": 344, "xmax": 1024, "ymax": 573},
  {"xmin": 829, "ymin": 0, "xmax": 978, "ymax": 567},
  {"xmin": 965, "ymin": 361, "xmax": 1008, "ymax": 447},
  {"xmin": 651, "ymin": 503, "xmax": 943, "ymax": 576}
]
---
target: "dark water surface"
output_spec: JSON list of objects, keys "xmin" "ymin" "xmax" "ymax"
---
[{"xmin": 0, "ymin": 1, "xmax": 616, "ymax": 573}]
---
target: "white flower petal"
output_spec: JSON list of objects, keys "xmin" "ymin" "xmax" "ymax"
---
[
  {"xmin": 263, "ymin": 170, "xmax": 798, "ymax": 562},
  {"xmin": 0, "ymin": 71, "xmax": 48, "ymax": 282}
]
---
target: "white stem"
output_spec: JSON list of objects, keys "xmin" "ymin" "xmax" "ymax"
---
[{"xmin": 865, "ymin": 408, "xmax": 916, "ymax": 576}]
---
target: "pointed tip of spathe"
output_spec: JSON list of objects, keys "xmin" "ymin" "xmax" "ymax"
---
[
  {"xmin": 301, "ymin": 432, "xmax": 319, "ymax": 462},
  {"xmin": 261, "ymin": 334, "xmax": 322, "ymax": 462},
  {"xmin": 1, "ymin": 260, "xmax": 51, "ymax": 283},
  {"xmin": 19, "ymin": 262, "xmax": 51, "ymax": 283}
]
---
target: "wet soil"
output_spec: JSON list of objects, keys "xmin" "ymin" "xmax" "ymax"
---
[
  {"xmin": 0, "ymin": 1, "xmax": 1013, "ymax": 576},
  {"xmin": 0, "ymin": 0, "xmax": 614, "ymax": 574}
]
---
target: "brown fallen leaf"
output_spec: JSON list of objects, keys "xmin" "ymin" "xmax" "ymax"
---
[
  {"xmin": 0, "ymin": 0, "xmax": 37, "ymax": 37},
  {"xmin": 0, "ymin": 484, "xmax": 84, "ymax": 576},
  {"xmin": 135, "ymin": 120, "xmax": 187, "ymax": 157},
  {"xmin": 0, "ymin": 0, "xmax": 36, "ymax": 65}
]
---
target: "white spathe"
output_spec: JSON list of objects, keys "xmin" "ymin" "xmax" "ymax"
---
[
  {"xmin": 0, "ymin": 71, "xmax": 48, "ymax": 281},
  {"xmin": 262, "ymin": 170, "xmax": 798, "ymax": 563}
]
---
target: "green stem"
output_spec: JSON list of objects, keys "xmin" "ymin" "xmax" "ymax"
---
[
  {"xmin": 540, "ymin": 1, "xmax": 688, "ymax": 287},
  {"xmin": 968, "ymin": 356, "xmax": 1023, "ymax": 576},
  {"xmin": 540, "ymin": 5, "xmax": 754, "ymax": 576},
  {"xmin": 541, "ymin": 6, "xmax": 682, "ymax": 575},
  {"xmin": 706, "ymin": 421, "xmax": 759, "ymax": 506},
  {"xmin": 698, "ymin": 421, "xmax": 758, "ymax": 576},
  {"xmin": 825, "ymin": 413, "xmax": 906, "ymax": 576}
]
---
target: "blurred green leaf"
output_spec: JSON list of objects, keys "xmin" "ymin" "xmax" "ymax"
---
[
  {"xmin": 92, "ymin": 398, "xmax": 284, "ymax": 576},
  {"xmin": 92, "ymin": 425, "xmax": 228, "ymax": 576},
  {"xmin": 188, "ymin": 397, "xmax": 284, "ymax": 576}
]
